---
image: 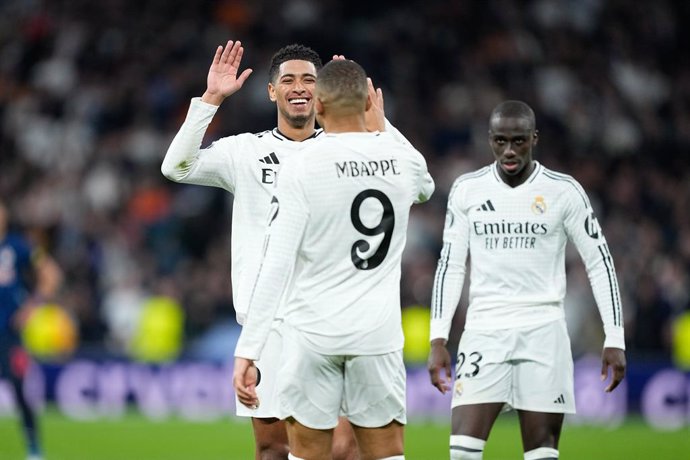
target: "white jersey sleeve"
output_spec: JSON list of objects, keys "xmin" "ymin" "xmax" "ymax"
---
[
  {"xmin": 234, "ymin": 158, "xmax": 309, "ymax": 360},
  {"xmin": 429, "ymin": 178, "xmax": 470, "ymax": 341},
  {"xmin": 161, "ymin": 97, "xmax": 238, "ymax": 192},
  {"xmin": 561, "ymin": 175, "xmax": 625, "ymax": 350},
  {"xmin": 383, "ymin": 119, "xmax": 434, "ymax": 202}
]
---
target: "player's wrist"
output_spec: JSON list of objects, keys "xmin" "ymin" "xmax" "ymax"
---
[
  {"xmin": 201, "ymin": 91, "xmax": 226, "ymax": 106},
  {"xmin": 430, "ymin": 338, "xmax": 447, "ymax": 347}
]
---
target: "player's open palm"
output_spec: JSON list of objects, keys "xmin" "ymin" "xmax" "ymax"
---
[{"xmin": 203, "ymin": 40, "xmax": 253, "ymax": 105}]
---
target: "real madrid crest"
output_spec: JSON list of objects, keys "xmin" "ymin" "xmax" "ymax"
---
[
  {"xmin": 531, "ymin": 195, "xmax": 547, "ymax": 215},
  {"xmin": 454, "ymin": 380, "xmax": 464, "ymax": 397}
]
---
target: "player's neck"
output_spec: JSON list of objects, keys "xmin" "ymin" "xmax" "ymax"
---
[
  {"xmin": 320, "ymin": 114, "xmax": 367, "ymax": 134},
  {"xmin": 276, "ymin": 118, "xmax": 316, "ymax": 142},
  {"xmin": 499, "ymin": 161, "xmax": 535, "ymax": 188}
]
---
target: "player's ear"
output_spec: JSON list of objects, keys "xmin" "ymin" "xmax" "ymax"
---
[
  {"xmin": 365, "ymin": 93, "xmax": 372, "ymax": 112},
  {"xmin": 532, "ymin": 129, "xmax": 539, "ymax": 146},
  {"xmin": 315, "ymin": 97, "xmax": 325, "ymax": 116},
  {"xmin": 268, "ymin": 83, "xmax": 276, "ymax": 102}
]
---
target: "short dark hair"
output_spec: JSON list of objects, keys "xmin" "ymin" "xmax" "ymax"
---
[
  {"xmin": 490, "ymin": 100, "xmax": 536, "ymax": 130},
  {"xmin": 316, "ymin": 60, "xmax": 368, "ymax": 113},
  {"xmin": 269, "ymin": 44, "xmax": 322, "ymax": 83}
]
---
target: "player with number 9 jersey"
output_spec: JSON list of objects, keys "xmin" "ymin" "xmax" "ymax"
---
[{"xmin": 236, "ymin": 130, "xmax": 434, "ymax": 359}]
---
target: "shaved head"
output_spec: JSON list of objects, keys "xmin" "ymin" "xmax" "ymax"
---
[
  {"xmin": 490, "ymin": 100, "xmax": 536, "ymax": 131},
  {"xmin": 315, "ymin": 60, "xmax": 368, "ymax": 115}
]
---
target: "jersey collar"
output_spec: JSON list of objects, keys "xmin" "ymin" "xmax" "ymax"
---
[
  {"xmin": 272, "ymin": 128, "xmax": 322, "ymax": 142},
  {"xmin": 492, "ymin": 161, "xmax": 542, "ymax": 186}
]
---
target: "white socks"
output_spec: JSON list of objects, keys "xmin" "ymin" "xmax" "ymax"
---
[
  {"xmin": 450, "ymin": 435, "xmax": 486, "ymax": 459},
  {"xmin": 524, "ymin": 447, "xmax": 559, "ymax": 459}
]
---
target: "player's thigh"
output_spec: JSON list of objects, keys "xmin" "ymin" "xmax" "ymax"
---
[
  {"xmin": 332, "ymin": 417, "xmax": 359, "ymax": 460},
  {"xmin": 451, "ymin": 403, "xmax": 504, "ymax": 438},
  {"xmin": 342, "ymin": 350, "xmax": 406, "ymax": 429},
  {"xmin": 451, "ymin": 329, "xmax": 514, "ymax": 409},
  {"xmin": 277, "ymin": 328, "xmax": 345, "ymax": 429},
  {"xmin": 351, "ymin": 420, "xmax": 404, "ymax": 460},
  {"xmin": 286, "ymin": 417, "xmax": 334, "ymax": 460},
  {"xmin": 235, "ymin": 324, "xmax": 284, "ymax": 419},
  {"xmin": 251, "ymin": 417, "xmax": 288, "ymax": 454},
  {"xmin": 517, "ymin": 410, "xmax": 564, "ymax": 451},
  {"xmin": 513, "ymin": 320, "xmax": 575, "ymax": 414}
]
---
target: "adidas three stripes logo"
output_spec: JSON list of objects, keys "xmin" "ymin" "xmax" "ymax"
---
[
  {"xmin": 475, "ymin": 199, "xmax": 495, "ymax": 211},
  {"xmin": 259, "ymin": 152, "xmax": 280, "ymax": 164}
]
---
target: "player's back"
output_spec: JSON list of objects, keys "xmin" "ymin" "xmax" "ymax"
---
[{"xmin": 279, "ymin": 131, "xmax": 433, "ymax": 355}]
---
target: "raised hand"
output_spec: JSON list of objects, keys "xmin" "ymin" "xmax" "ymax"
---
[
  {"xmin": 202, "ymin": 40, "xmax": 253, "ymax": 106},
  {"xmin": 365, "ymin": 77, "xmax": 386, "ymax": 132},
  {"xmin": 428, "ymin": 338, "xmax": 453, "ymax": 394}
]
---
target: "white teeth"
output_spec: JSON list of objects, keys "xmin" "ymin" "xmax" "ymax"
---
[{"xmin": 290, "ymin": 98, "xmax": 308, "ymax": 104}]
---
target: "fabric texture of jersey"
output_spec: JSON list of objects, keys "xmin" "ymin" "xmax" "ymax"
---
[
  {"xmin": 0, "ymin": 233, "xmax": 32, "ymax": 332},
  {"xmin": 235, "ymin": 131, "xmax": 434, "ymax": 359},
  {"xmin": 430, "ymin": 162, "xmax": 624, "ymax": 350}
]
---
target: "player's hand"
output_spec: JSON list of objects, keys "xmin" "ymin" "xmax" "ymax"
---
[
  {"xmin": 233, "ymin": 357, "xmax": 260, "ymax": 408},
  {"xmin": 202, "ymin": 40, "xmax": 253, "ymax": 106},
  {"xmin": 601, "ymin": 347, "xmax": 626, "ymax": 392},
  {"xmin": 332, "ymin": 54, "xmax": 346, "ymax": 61},
  {"xmin": 428, "ymin": 339, "xmax": 452, "ymax": 394},
  {"xmin": 364, "ymin": 77, "xmax": 386, "ymax": 132}
]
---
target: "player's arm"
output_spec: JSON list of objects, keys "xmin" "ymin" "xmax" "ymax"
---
[
  {"xmin": 161, "ymin": 40, "xmax": 251, "ymax": 188},
  {"xmin": 428, "ymin": 182, "xmax": 469, "ymax": 394},
  {"xmin": 563, "ymin": 181, "xmax": 626, "ymax": 392},
  {"xmin": 233, "ymin": 159, "xmax": 308, "ymax": 405}
]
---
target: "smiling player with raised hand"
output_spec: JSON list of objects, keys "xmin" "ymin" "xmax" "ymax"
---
[{"xmin": 162, "ymin": 40, "xmax": 415, "ymax": 460}]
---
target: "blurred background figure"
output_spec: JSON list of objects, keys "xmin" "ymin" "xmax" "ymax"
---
[{"xmin": 0, "ymin": 198, "xmax": 63, "ymax": 460}]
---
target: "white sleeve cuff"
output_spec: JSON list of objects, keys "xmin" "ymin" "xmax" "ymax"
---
[{"xmin": 603, "ymin": 326, "xmax": 625, "ymax": 350}]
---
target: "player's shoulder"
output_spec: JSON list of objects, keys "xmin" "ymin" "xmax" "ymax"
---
[
  {"xmin": 537, "ymin": 163, "xmax": 588, "ymax": 198},
  {"xmin": 453, "ymin": 164, "xmax": 494, "ymax": 188},
  {"xmin": 537, "ymin": 164, "xmax": 589, "ymax": 206},
  {"xmin": 445, "ymin": 165, "xmax": 494, "ymax": 204}
]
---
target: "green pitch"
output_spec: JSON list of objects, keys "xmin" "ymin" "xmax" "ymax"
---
[{"xmin": 0, "ymin": 409, "xmax": 687, "ymax": 459}]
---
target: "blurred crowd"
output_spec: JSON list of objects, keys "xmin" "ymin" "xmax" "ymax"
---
[{"xmin": 0, "ymin": 0, "xmax": 688, "ymax": 361}]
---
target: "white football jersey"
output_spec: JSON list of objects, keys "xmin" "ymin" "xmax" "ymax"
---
[
  {"xmin": 162, "ymin": 98, "xmax": 415, "ymax": 325},
  {"xmin": 235, "ymin": 131, "xmax": 434, "ymax": 359},
  {"xmin": 430, "ymin": 161, "xmax": 625, "ymax": 350}
]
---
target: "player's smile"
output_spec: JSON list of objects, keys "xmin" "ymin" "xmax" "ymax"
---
[{"xmin": 269, "ymin": 59, "xmax": 317, "ymax": 127}]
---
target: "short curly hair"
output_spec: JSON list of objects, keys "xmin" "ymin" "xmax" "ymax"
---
[{"xmin": 268, "ymin": 44, "xmax": 322, "ymax": 83}]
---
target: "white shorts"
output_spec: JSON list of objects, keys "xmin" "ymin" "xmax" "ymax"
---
[
  {"xmin": 235, "ymin": 322, "xmax": 283, "ymax": 418},
  {"xmin": 277, "ymin": 326, "xmax": 407, "ymax": 430},
  {"xmin": 451, "ymin": 319, "xmax": 575, "ymax": 414}
]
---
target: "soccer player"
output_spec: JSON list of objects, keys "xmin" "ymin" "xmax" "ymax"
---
[
  {"xmin": 0, "ymin": 199, "xmax": 62, "ymax": 460},
  {"xmin": 427, "ymin": 101, "xmax": 626, "ymax": 460},
  {"xmin": 232, "ymin": 59, "xmax": 434, "ymax": 460},
  {"xmin": 162, "ymin": 41, "xmax": 409, "ymax": 460}
]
